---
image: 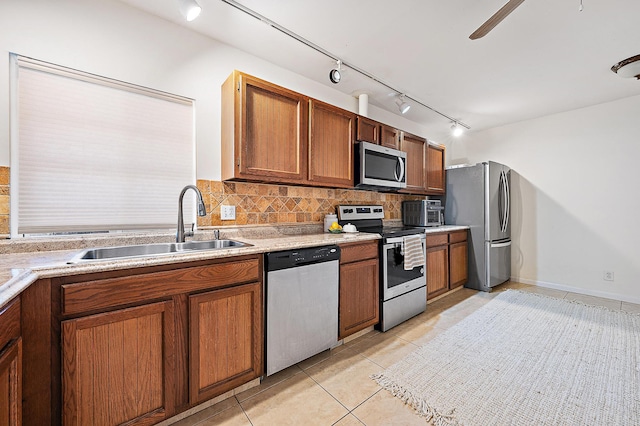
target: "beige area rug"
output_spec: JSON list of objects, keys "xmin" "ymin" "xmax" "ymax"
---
[{"xmin": 372, "ymin": 290, "xmax": 640, "ymax": 425}]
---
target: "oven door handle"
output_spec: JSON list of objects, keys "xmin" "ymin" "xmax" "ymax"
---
[{"xmin": 384, "ymin": 236, "xmax": 425, "ymax": 246}]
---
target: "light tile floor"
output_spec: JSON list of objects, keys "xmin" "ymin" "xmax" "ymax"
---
[{"xmin": 170, "ymin": 282, "xmax": 639, "ymax": 426}]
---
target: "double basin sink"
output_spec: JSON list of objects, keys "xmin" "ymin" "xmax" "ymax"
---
[{"xmin": 69, "ymin": 239, "xmax": 251, "ymax": 263}]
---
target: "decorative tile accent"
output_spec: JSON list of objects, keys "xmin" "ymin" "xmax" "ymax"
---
[
  {"xmin": 197, "ymin": 180, "xmax": 424, "ymax": 227},
  {"xmin": 0, "ymin": 166, "xmax": 9, "ymax": 238}
]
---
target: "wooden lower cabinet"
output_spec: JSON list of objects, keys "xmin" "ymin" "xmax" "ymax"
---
[
  {"xmin": 0, "ymin": 298, "xmax": 22, "ymax": 426},
  {"xmin": 62, "ymin": 302, "xmax": 175, "ymax": 426},
  {"xmin": 339, "ymin": 241, "xmax": 379, "ymax": 339},
  {"xmin": 449, "ymin": 241, "xmax": 469, "ymax": 289},
  {"xmin": 426, "ymin": 231, "xmax": 469, "ymax": 299},
  {"xmin": 0, "ymin": 339, "xmax": 21, "ymax": 426},
  {"xmin": 22, "ymin": 255, "xmax": 263, "ymax": 426},
  {"xmin": 426, "ymin": 245, "xmax": 449, "ymax": 299},
  {"xmin": 189, "ymin": 282, "xmax": 263, "ymax": 405}
]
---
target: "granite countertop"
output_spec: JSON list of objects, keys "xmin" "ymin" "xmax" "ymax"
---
[
  {"xmin": 0, "ymin": 228, "xmax": 378, "ymax": 308},
  {"xmin": 0, "ymin": 223, "xmax": 469, "ymax": 308}
]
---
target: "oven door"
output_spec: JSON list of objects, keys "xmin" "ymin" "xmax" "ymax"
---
[{"xmin": 382, "ymin": 236, "xmax": 426, "ymax": 301}]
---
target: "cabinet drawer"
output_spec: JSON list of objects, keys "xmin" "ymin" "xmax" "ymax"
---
[
  {"xmin": 62, "ymin": 257, "xmax": 261, "ymax": 315},
  {"xmin": 449, "ymin": 230, "xmax": 468, "ymax": 244},
  {"xmin": 340, "ymin": 241, "xmax": 379, "ymax": 264},
  {"xmin": 425, "ymin": 234, "xmax": 448, "ymax": 248},
  {"xmin": 0, "ymin": 298, "xmax": 20, "ymax": 351}
]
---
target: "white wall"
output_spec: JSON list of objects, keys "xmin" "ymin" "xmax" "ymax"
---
[
  {"xmin": 446, "ymin": 95, "xmax": 640, "ymax": 303},
  {"xmin": 0, "ymin": 0, "xmax": 428, "ymax": 178}
]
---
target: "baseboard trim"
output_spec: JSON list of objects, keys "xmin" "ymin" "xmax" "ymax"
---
[{"xmin": 511, "ymin": 277, "xmax": 640, "ymax": 305}]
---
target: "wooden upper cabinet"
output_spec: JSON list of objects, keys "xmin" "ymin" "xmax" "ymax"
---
[
  {"xmin": 62, "ymin": 301, "xmax": 176, "ymax": 426},
  {"xmin": 380, "ymin": 124, "xmax": 400, "ymax": 149},
  {"xmin": 222, "ymin": 71, "xmax": 308, "ymax": 184},
  {"xmin": 308, "ymin": 99, "xmax": 355, "ymax": 188},
  {"xmin": 426, "ymin": 143, "xmax": 446, "ymax": 194},
  {"xmin": 400, "ymin": 132, "xmax": 427, "ymax": 194},
  {"xmin": 356, "ymin": 116, "xmax": 379, "ymax": 144}
]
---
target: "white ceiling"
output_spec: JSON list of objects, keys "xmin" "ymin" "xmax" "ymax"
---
[{"xmin": 117, "ymin": 0, "xmax": 640, "ymax": 137}]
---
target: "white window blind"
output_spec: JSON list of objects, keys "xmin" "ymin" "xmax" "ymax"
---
[{"xmin": 13, "ymin": 55, "xmax": 196, "ymax": 235}]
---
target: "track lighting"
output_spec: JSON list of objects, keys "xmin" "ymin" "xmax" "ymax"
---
[
  {"xmin": 219, "ymin": 0, "xmax": 471, "ymax": 130},
  {"xmin": 451, "ymin": 122, "xmax": 464, "ymax": 137},
  {"xmin": 329, "ymin": 60, "xmax": 342, "ymax": 84},
  {"xmin": 179, "ymin": 0, "xmax": 202, "ymax": 21},
  {"xmin": 395, "ymin": 94, "xmax": 411, "ymax": 114}
]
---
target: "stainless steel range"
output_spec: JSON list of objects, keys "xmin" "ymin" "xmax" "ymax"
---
[{"xmin": 337, "ymin": 205, "xmax": 427, "ymax": 331}]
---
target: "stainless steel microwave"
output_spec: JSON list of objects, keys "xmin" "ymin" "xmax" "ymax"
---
[{"xmin": 355, "ymin": 141, "xmax": 407, "ymax": 190}]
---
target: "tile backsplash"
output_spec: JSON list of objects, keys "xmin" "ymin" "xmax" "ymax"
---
[
  {"xmin": 0, "ymin": 166, "xmax": 9, "ymax": 238},
  {"xmin": 196, "ymin": 180, "xmax": 424, "ymax": 227}
]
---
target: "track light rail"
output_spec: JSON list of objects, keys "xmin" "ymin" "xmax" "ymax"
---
[{"xmin": 219, "ymin": 0, "xmax": 470, "ymax": 130}]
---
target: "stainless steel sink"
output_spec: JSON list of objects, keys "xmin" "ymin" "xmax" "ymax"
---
[{"xmin": 68, "ymin": 239, "xmax": 252, "ymax": 263}]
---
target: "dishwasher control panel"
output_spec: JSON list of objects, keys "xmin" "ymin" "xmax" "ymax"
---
[{"xmin": 266, "ymin": 245, "xmax": 340, "ymax": 272}]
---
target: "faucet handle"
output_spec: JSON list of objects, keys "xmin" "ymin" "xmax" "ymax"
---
[{"xmin": 184, "ymin": 223, "xmax": 194, "ymax": 238}]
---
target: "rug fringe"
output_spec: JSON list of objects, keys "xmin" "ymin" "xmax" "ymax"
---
[{"xmin": 371, "ymin": 373, "xmax": 462, "ymax": 426}]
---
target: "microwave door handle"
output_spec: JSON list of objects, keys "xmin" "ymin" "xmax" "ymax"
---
[{"xmin": 395, "ymin": 157, "xmax": 405, "ymax": 182}]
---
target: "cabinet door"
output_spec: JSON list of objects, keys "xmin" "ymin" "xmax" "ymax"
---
[
  {"xmin": 427, "ymin": 143, "xmax": 446, "ymax": 194},
  {"xmin": 0, "ymin": 338, "xmax": 21, "ymax": 426},
  {"xmin": 426, "ymin": 246, "xmax": 449, "ymax": 299},
  {"xmin": 449, "ymin": 241, "xmax": 468, "ymax": 289},
  {"xmin": 339, "ymin": 258, "xmax": 379, "ymax": 340},
  {"xmin": 0, "ymin": 298, "xmax": 21, "ymax": 426},
  {"xmin": 356, "ymin": 116, "xmax": 379, "ymax": 144},
  {"xmin": 380, "ymin": 124, "xmax": 400, "ymax": 149},
  {"xmin": 189, "ymin": 282, "xmax": 263, "ymax": 405},
  {"xmin": 62, "ymin": 301, "xmax": 175, "ymax": 426},
  {"xmin": 223, "ymin": 72, "xmax": 308, "ymax": 183},
  {"xmin": 400, "ymin": 132, "xmax": 427, "ymax": 194},
  {"xmin": 309, "ymin": 100, "xmax": 355, "ymax": 188}
]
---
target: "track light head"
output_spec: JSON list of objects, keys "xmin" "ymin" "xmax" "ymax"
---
[
  {"xmin": 179, "ymin": 0, "xmax": 202, "ymax": 21},
  {"xmin": 395, "ymin": 94, "xmax": 411, "ymax": 114},
  {"xmin": 451, "ymin": 122, "xmax": 464, "ymax": 137},
  {"xmin": 329, "ymin": 60, "xmax": 342, "ymax": 84}
]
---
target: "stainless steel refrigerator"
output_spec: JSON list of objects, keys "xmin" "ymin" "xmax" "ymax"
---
[{"xmin": 444, "ymin": 161, "xmax": 511, "ymax": 291}]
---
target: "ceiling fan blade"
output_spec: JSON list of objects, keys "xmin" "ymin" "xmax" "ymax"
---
[{"xmin": 470, "ymin": 0, "xmax": 525, "ymax": 40}]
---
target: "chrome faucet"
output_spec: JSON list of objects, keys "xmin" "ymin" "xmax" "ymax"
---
[{"xmin": 177, "ymin": 185, "xmax": 207, "ymax": 243}]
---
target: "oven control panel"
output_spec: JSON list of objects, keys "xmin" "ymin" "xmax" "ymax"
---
[{"xmin": 337, "ymin": 205, "xmax": 384, "ymax": 221}]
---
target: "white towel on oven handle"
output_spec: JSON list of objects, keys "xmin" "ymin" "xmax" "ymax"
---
[{"xmin": 403, "ymin": 234, "xmax": 424, "ymax": 270}]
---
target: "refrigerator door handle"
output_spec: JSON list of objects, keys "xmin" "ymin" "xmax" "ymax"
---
[
  {"xmin": 504, "ymin": 171, "xmax": 510, "ymax": 232},
  {"xmin": 498, "ymin": 171, "xmax": 504, "ymax": 232},
  {"xmin": 490, "ymin": 241, "xmax": 512, "ymax": 248},
  {"xmin": 501, "ymin": 171, "xmax": 509, "ymax": 233}
]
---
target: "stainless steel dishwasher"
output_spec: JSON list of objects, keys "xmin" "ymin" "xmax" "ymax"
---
[{"xmin": 265, "ymin": 245, "xmax": 340, "ymax": 376}]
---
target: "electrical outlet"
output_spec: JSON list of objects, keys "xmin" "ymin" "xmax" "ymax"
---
[
  {"xmin": 603, "ymin": 271, "xmax": 614, "ymax": 281},
  {"xmin": 220, "ymin": 205, "xmax": 236, "ymax": 220}
]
